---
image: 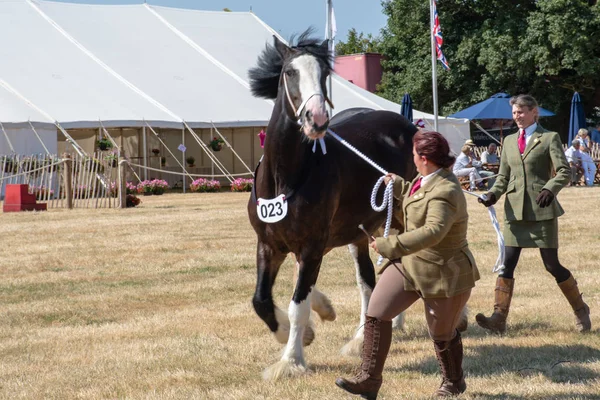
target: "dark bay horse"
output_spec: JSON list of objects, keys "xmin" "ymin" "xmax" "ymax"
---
[{"xmin": 247, "ymin": 32, "xmax": 417, "ymax": 379}]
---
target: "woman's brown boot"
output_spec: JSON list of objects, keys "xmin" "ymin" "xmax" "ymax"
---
[
  {"xmin": 475, "ymin": 277, "xmax": 514, "ymax": 333},
  {"xmin": 335, "ymin": 316, "xmax": 392, "ymax": 400},
  {"xmin": 434, "ymin": 331, "xmax": 466, "ymax": 397},
  {"xmin": 558, "ymin": 274, "xmax": 591, "ymax": 332}
]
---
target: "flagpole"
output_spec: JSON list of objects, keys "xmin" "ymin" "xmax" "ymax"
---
[
  {"xmin": 326, "ymin": 0, "xmax": 334, "ymax": 116},
  {"xmin": 430, "ymin": 0, "xmax": 439, "ymax": 132}
]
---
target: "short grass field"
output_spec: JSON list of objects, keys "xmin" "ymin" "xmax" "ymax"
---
[{"xmin": 1, "ymin": 187, "xmax": 600, "ymax": 400}]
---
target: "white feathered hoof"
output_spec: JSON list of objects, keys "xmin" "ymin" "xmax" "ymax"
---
[
  {"xmin": 311, "ymin": 289, "xmax": 337, "ymax": 322},
  {"xmin": 392, "ymin": 312, "xmax": 405, "ymax": 330},
  {"xmin": 340, "ymin": 335, "xmax": 363, "ymax": 357},
  {"xmin": 262, "ymin": 360, "xmax": 309, "ymax": 380}
]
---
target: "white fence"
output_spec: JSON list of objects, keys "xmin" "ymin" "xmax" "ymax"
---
[{"xmin": 0, "ymin": 153, "xmax": 120, "ymax": 208}]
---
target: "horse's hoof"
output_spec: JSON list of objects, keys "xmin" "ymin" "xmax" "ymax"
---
[
  {"xmin": 311, "ymin": 289, "xmax": 337, "ymax": 322},
  {"xmin": 262, "ymin": 360, "xmax": 309, "ymax": 380},
  {"xmin": 303, "ymin": 323, "xmax": 315, "ymax": 346},
  {"xmin": 392, "ymin": 312, "xmax": 405, "ymax": 330},
  {"xmin": 340, "ymin": 336, "xmax": 363, "ymax": 357}
]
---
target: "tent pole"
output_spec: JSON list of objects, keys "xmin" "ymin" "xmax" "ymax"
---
[
  {"xmin": 143, "ymin": 125, "xmax": 148, "ymax": 181},
  {"xmin": 144, "ymin": 121, "xmax": 194, "ymax": 182},
  {"xmin": 210, "ymin": 122, "xmax": 254, "ymax": 176},
  {"xmin": 0, "ymin": 121, "xmax": 16, "ymax": 153},
  {"xmin": 183, "ymin": 121, "xmax": 233, "ymax": 183},
  {"xmin": 182, "ymin": 126, "xmax": 186, "ymax": 193}
]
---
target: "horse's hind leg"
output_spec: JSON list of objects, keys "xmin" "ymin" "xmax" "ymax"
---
[
  {"xmin": 341, "ymin": 241, "xmax": 376, "ymax": 356},
  {"xmin": 252, "ymin": 241, "xmax": 288, "ymax": 344},
  {"xmin": 263, "ymin": 253, "xmax": 323, "ymax": 380}
]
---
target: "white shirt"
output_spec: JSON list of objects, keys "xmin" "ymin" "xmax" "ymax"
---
[
  {"xmin": 564, "ymin": 146, "xmax": 582, "ymax": 164},
  {"xmin": 453, "ymin": 152, "xmax": 478, "ymax": 172},
  {"xmin": 481, "ymin": 150, "xmax": 499, "ymax": 164},
  {"xmin": 421, "ymin": 168, "xmax": 442, "ymax": 188}
]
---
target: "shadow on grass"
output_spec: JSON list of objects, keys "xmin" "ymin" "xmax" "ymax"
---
[
  {"xmin": 401, "ymin": 343, "xmax": 600, "ymax": 385},
  {"xmin": 465, "ymin": 393, "xmax": 600, "ymax": 400}
]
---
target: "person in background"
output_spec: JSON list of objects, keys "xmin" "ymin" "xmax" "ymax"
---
[
  {"xmin": 564, "ymin": 139, "xmax": 584, "ymax": 186},
  {"xmin": 477, "ymin": 94, "xmax": 591, "ymax": 335},
  {"xmin": 453, "ymin": 141, "xmax": 484, "ymax": 191},
  {"xmin": 580, "ymin": 146, "xmax": 597, "ymax": 186},
  {"xmin": 481, "ymin": 143, "xmax": 500, "ymax": 165},
  {"xmin": 575, "ymin": 128, "xmax": 593, "ymax": 150},
  {"xmin": 336, "ymin": 131, "xmax": 479, "ymax": 399}
]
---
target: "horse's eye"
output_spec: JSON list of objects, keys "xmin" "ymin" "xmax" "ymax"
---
[{"xmin": 285, "ymin": 69, "xmax": 294, "ymax": 77}]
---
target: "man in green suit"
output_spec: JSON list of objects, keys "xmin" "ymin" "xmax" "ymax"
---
[{"xmin": 477, "ymin": 94, "xmax": 591, "ymax": 333}]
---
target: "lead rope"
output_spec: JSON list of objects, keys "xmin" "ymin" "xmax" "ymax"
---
[
  {"xmin": 326, "ymin": 128, "xmax": 392, "ymax": 265},
  {"xmin": 463, "ymin": 191, "xmax": 505, "ymax": 272}
]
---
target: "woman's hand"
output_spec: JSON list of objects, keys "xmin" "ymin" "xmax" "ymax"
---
[{"xmin": 384, "ymin": 173, "xmax": 397, "ymax": 186}]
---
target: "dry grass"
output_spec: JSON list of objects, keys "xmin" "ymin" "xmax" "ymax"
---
[{"xmin": 1, "ymin": 188, "xmax": 599, "ymax": 399}]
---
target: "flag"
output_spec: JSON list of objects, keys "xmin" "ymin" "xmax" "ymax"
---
[{"xmin": 432, "ymin": 0, "xmax": 450, "ymax": 70}]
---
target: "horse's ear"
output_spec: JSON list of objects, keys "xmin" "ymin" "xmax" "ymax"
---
[{"xmin": 273, "ymin": 36, "xmax": 292, "ymax": 59}]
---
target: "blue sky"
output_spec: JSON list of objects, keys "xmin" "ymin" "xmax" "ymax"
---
[{"xmin": 53, "ymin": 0, "xmax": 388, "ymax": 42}]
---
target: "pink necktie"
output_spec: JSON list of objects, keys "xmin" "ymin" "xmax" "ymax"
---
[
  {"xmin": 409, "ymin": 177, "xmax": 422, "ymax": 196},
  {"xmin": 518, "ymin": 129, "xmax": 526, "ymax": 154}
]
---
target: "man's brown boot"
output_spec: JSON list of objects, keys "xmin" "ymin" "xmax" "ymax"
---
[
  {"xmin": 336, "ymin": 316, "xmax": 392, "ymax": 400},
  {"xmin": 434, "ymin": 331, "xmax": 467, "ymax": 396},
  {"xmin": 475, "ymin": 277, "xmax": 514, "ymax": 334},
  {"xmin": 558, "ymin": 274, "xmax": 591, "ymax": 332}
]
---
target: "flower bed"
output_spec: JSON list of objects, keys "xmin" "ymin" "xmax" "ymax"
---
[
  {"xmin": 190, "ymin": 178, "xmax": 221, "ymax": 193},
  {"xmin": 230, "ymin": 178, "xmax": 253, "ymax": 192},
  {"xmin": 137, "ymin": 179, "xmax": 169, "ymax": 195}
]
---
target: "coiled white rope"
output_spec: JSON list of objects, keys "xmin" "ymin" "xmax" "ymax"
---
[
  {"xmin": 370, "ymin": 176, "xmax": 395, "ymax": 265},
  {"xmin": 463, "ymin": 191, "xmax": 505, "ymax": 273}
]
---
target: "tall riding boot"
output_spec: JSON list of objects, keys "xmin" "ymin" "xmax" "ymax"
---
[
  {"xmin": 434, "ymin": 331, "xmax": 466, "ymax": 397},
  {"xmin": 335, "ymin": 316, "xmax": 392, "ymax": 400},
  {"xmin": 558, "ymin": 274, "xmax": 591, "ymax": 332},
  {"xmin": 475, "ymin": 277, "xmax": 514, "ymax": 334}
]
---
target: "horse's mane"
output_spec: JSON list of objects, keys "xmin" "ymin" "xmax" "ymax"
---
[{"xmin": 248, "ymin": 29, "xmax": 333, "ymax": 100}]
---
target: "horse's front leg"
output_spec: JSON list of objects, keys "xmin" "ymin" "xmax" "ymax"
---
[
  {"xmin": 263, "ymin": 253, "xmax": 322, "ymax": 380},
  {"xmin": 341, "ymin": 241, "xmax": 376, "ymax": 356},
  {"xmin": 252, "ymin": 241, "xmax": 288, "ymax": 343}
]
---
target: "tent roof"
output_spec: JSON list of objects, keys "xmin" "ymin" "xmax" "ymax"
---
[{"xmin": 0, "ymin": 0, "xmax": 466, "ymax": 135}]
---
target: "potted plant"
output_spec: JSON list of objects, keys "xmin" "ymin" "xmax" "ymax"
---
[
  {"xmin": 186, "ymin": 156, "xmax": 195, "ymax": 167},
  {"xmin": 190, "ymin": 178, "xmax": 221, "ymax": 193},
  {"xmin": 151, "ymin": 148, "xmax": 160, "ymax": 156},
  {"xmin": 97, "ymin": 138, "xmax": 113, "ymax": 151},
  {"xmin": 230, "ymin": 178, "xmax": 254, "ymax": 192},
  {"xmin": 150, "ymin": 179, "xmax": 169, "ymax": 195},
  {"xmin": 209, "ymin": 137, "xmax": 225, "ymax": 151}
]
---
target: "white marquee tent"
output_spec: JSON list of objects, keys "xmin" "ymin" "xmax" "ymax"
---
[{"xmin": 0, "ymin": 0, "xmax": 469, "ymax": 162}]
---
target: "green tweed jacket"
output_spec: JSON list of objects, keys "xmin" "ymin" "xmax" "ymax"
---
[
  {"xmin": 375, "ymin": 169, "xmax": 480, "ymax": 298},
  {"xmin": 490, "ymin": 125, "xmax": 570, "ymax": 221}
]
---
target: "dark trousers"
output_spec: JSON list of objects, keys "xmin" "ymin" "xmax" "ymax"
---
[{"xmin": 499, "ymin": 246, "xmax": 571, "ymax": 283}]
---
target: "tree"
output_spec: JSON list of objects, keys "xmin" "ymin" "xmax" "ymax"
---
[
  {"xmin": 335, "ymin": 28, "xmax": 381, "ymax": 55},
  {"xmin": 377, "ymin": 0, "xmax": 600, "ymax": 135}
]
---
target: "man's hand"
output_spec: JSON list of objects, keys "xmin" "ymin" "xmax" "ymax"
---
[
  {"xmin": 478, "ymin": 192, "xmax": 497, "ymax": 207},
  {"xmin": 536, "ymin": 189, "xmax": 555, "ymax": 208}
]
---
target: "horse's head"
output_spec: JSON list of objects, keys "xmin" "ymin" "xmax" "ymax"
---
[{"xmin": 249, "ymin": 31, "xmax": 333, "ymax": 140}]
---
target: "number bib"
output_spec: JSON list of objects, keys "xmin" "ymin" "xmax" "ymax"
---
[{"xmin": 256, "ymin": 194, "xmax": 288, "ymax": 223}]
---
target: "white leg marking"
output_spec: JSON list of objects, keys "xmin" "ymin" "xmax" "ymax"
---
[{"xmin": 263, "ymin": 291, "xmax": 313, "ymax": 380}]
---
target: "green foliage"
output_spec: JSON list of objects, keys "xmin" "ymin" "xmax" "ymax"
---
[
  {"xmin": 377, "ymin": 0, "xmax": 600, "ymax": 132},
  {"xmin": 335, "ymin": 28, "xmax": 381, "ymax": 55}
]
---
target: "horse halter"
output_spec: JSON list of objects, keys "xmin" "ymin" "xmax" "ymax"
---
[{"xmin": 283, "ymin": 72, "xmax": 334, "ymax": 121}]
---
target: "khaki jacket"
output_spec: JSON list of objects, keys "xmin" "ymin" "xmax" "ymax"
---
[
  {"xmin": 375, "ymin": 169, "xmax": 480, "ymax": 298},
  {"xmin": 490, "ymin": 125, "xmax": 570, "ymax": 221}
]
